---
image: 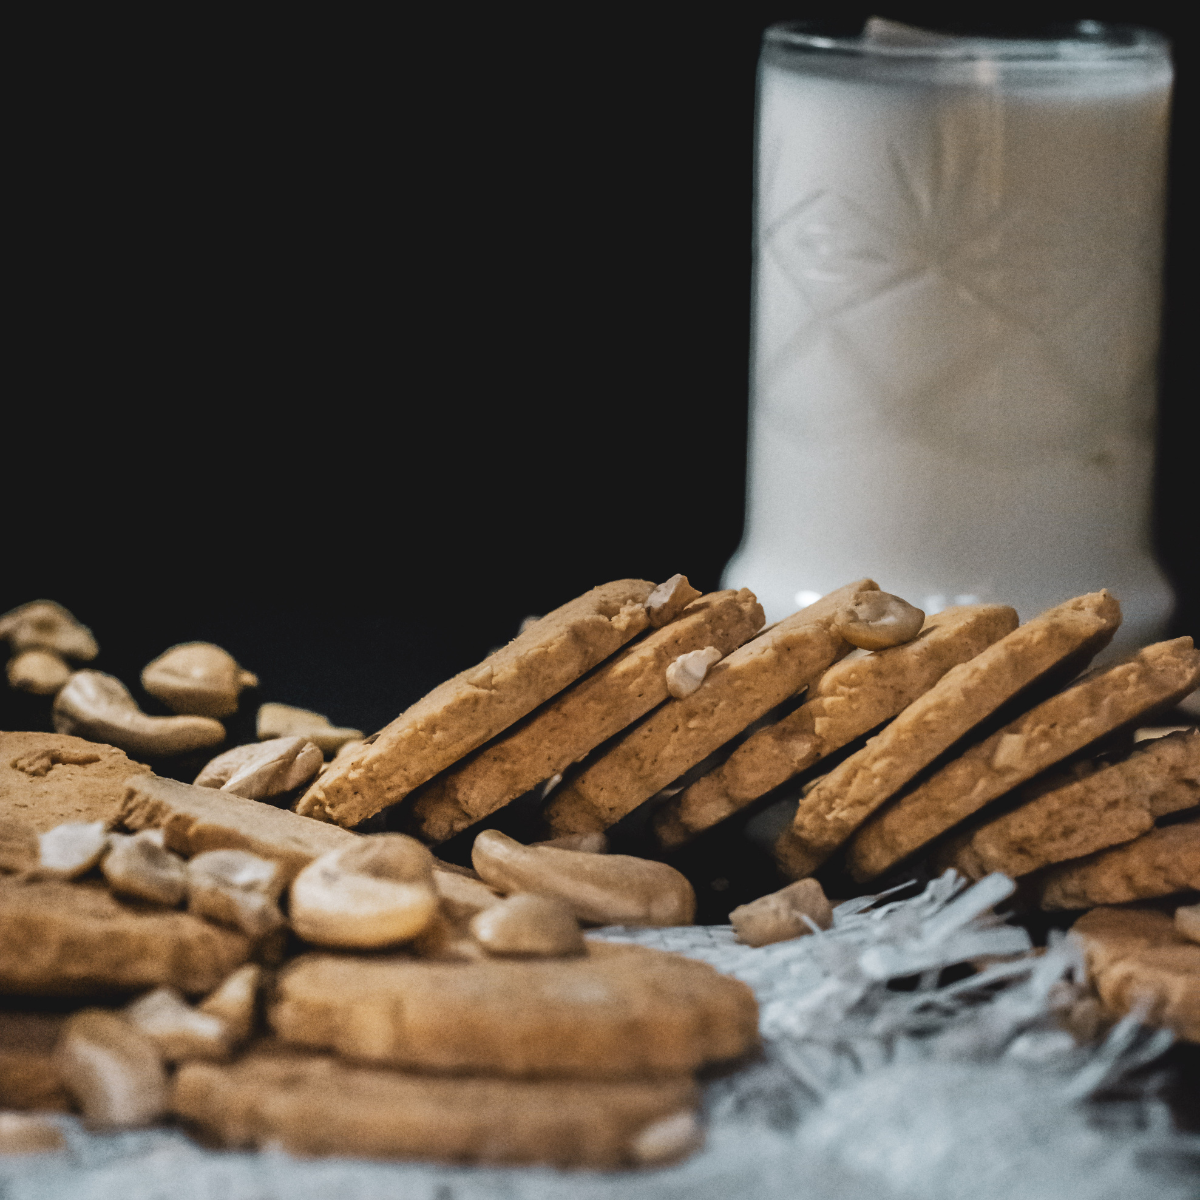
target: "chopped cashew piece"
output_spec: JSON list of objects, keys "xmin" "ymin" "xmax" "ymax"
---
[
  {"xmin": 53, "ymin": 670, "xmax": 226, "ymax": 759},
  {"xmin": 730, "ymin": 878, "xmax": 833, "ymax": 947},
  {"xmin": 256, "ymin": 702, "xmax": 363, "ymax": 755},
  {"xmin": 832, "ymin": 591, "xmax": 925, "ymax": 651},
  {"xmin": 534, "ymin": 832, "xmax": 610, "ymax": 854},
  {"xmin": 1133, "ymin": 725, "xmax": 1196, "ymax": 743},
  {"xmin": 38, "ymin": 821, "xmax": 108, "ymax": 879},
  {"xmin": 142, "ymin": 643, "xmax": 258, "ymax": 718},
  {"xmin": 472, "ymin": 830, "xmax": 695, "ymax": 927},
  {"xmin": 198, "ymin": 964, "xmax": 262, "ymax": 1046},
  {"xmin": 0, "ymin": 1113, "xmax": 66, "ymax": 1155},
  {"xmin": 53, "ymin": 1009, "xmax": 168, "ymax": 1127},
  {"xmin": 0, "ymin": 599, "xmax": 98, "ymax": 660},
  {"xmin": 188, "ymin": 849, "xmax": 285, "ymax": 939},
  {"xmin": 6, "ymin": 649, "xmax": 71, "ymax": 695},
  {"xmin": 102, "ymin": 833, "xmax": 188, "ymax": 906},
  {"xmin": 289, "ymin": 835, "xmax": 438, "ymax": 949},
  {"xmin": 665, "ymin": 646, "xmax": 723, "ymax": 699},
  {"xmin": 124, "ymin": 987, "xmax": 230, "ymax": 1061},
  {"xmin": 630, "ymin": 1110, "xmax": 702, "ymax": 1166},
  {"xmin": 1177, "ymin": 903, "xmax": 1200, "ymax": 944},
  {"xmin": 645, "ymin": 574, "xmax": 703, "ymax": 628},
  {"xmin": 194, "ymin": 737, "xmax": 323, "ymax": 799},
  {"xmin": 470, "ymin": 893, "xmax": 585, "ymax": 957}
]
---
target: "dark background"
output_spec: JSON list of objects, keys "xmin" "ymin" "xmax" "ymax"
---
[{"xmin": 5, "ymin": 7, "xmax": 1195, "ymax": 741}]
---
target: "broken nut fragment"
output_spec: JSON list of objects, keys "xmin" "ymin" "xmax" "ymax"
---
[
  {"xmin": 53, "ymin": 1009, "xmax": 168, "ymax": 1127},
  {"xmin": 198, "ymin": 963, "xmax": 261, "ymax": 1046},
  {"xmin": 102, "ymin": 833, "xmax": 188, "ymax": 906},
  {"xmin": 1177, "ymin": 903, "xmax": 1200, "ymax": 944},
  {"xmin": 256, "ymin": 702, "xmax": 363, "ymax": 755},
  {"xmin": 629, "ymin": 1110, "xmax": 702, "ymax": 1166},
  {"xmin": 37, "ymin": 821, "xmax": 109, "ymax": 879},
  {"xmin": 124, "ymin": 987, "xmax": 230, "ymax": 1062},
  {"xmin": 188, "ymin": 849, "xmax": 285, "ymax": 939},
  {"xmin": 0, "ymin": 599, "xmax": 99, "ymax": 660},
  {"xmin": 289, "ymin": 835, "xmax": 438, "ymax": 949},
  {"xmin": 832, "ymin": 591, "xmax": 925, "ymax": 651},
  {"xmin": 730, "ymin": 878, "xmax": 834, "ymax": 948},
  {"xmin": 53, "ymin": 670, "xmax": 226, "ymax": 759},
  {"xmin": 646, "ymin": 574, "xmax": 703, "ymax": 628},
  {"xmin": 469, "ymin": 893, "xmax": 585, "ymax": 957},
  {"xmin": 471, "ymin": 830, "xmax": 696, "ymax": 927},
  {"xmin": 665, "ymin": 646, "xmax": 723, "ymax": 700},
  {"xmin": 194, "ymin": 737, "xmax": 323, "ymax": 800},
  {"xmin": 6, "ymin": 649, "xmax": 71, "ymax": 695},
  {"xmin": 534, "ymin": 832, "xmax": 610, "ymax": 854},
  {"xmin": 142, "ymin": 643, "xmax": 258, "ymax": 719}
]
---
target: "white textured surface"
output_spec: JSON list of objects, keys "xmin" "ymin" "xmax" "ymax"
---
[{"xmin": 4, "ymin": 871, "xmax": 1196, "ymax": 1199}]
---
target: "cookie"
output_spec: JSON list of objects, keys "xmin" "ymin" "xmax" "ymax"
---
[
  {"xmin": 173, "ymin": 1045, "xmax": 698, "ymax": 1167},
  {"xmin": 296, "ymin": 579, "xmax": 656, "ymax": 828},
  {"xmin": 542, "ymin": 579, "xmax": 876, "ymax": 837},
  {"xmin": 270, "ymin": 939, "xmax": 758, "ymax": 1079},
  {"xmin": 848, "ymin": 637, "xmax": 1200, "ymax": 881},
  {"xmin": 406, "ymin": 588, "xmax": 764, "ymax": 843},
  {"xmin": 1, "ymin": 731, "xmax": 151, "ymax": 832},
  {"xmin": 0, "ymin": 877, "xmax": 249, "ymax": 996},
  {"xmin": 1070, "ymin": 907, "xmax": 1200, "ymax": 1042},
  {"xmin": 1039, "ymin": 822, "xmax": 1200, "ymax": 910},
  {"xmin": 654, "ymin": 604, "xmax": 1017, "ymax": 849},
  {"xmin": 936, "ymin": 730, "xmax": 1200, "ymax": 881},
  {"xmin": 0, "ymin": 1012, "xmax": 72, "ymax": 1110},
  {"xmin": 774, "ymin": 590, "xmax": 1122, "ymax": 879}
]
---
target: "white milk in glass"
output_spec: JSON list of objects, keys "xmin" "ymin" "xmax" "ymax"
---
[{"xmin": 723, "ymin": 23, "xmax": 1174, "ymax": 653}]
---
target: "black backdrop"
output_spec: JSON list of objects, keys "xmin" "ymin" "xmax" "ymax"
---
[{"xmin": 4, "ymin": 6, "xmax": 1195, "ymax": 744}]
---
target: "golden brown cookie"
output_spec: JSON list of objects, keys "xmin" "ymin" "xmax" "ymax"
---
[
  {"xmin": 1038, "ymin": 822, "xmax": 1200, "ymax": 910},
  {"xmin": 270, "ymin": 939, "xmax": 758, "ymax": 1079},
  {"xmin": 1071, "ymin": 906, "xmax": 1200, "ymax": 1042},
  {"xmin": 936, "ymin": 730, "xmax": 1200, "ymax": 881},
  {"xmin": 1, "ymin": 731, "xmax": 151, "ymax": 832},
  {"xmin": 173, "ymin": 1045, "xmax": 699, "ymax": 1167},
  {"xmin": 774, "ymin": 591, "xmax": 1122, "ymax": 879},
  {"xmin": 541, "ymin": 580, "xmax": 876, "ymax": 836},
  {"xmin": 0, "ymin": 1012, "xmax": 72, "ymax": 1110},
  {"xmin": 0, "ymin": 877, "xmax": 250, "ymax": 996},
  {"xmin": 654, "ymin": 604, "xmax": 1018, "ymax": 849},
  {"xmin": 405, "ymin": 589, "xmax": 765, "ymax": 843},
  {"xmin": 848, "ymin": 638, "xmax": 1200, "ymax": 881},
  {"xmin": 296, "ymin": 579, "xmax": 656, "ymax": 828}
]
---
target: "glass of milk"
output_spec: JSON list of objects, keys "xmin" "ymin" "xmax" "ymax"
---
[{"xmin": 723, "ymin": 19, "xmax": 1174, "ymax": 653}]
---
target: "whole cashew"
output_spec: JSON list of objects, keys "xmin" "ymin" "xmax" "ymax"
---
[
  {"xmin": 142, "ymin": 643, "xmax": 258, "ymax": 719},
  {"xmin": 52, "ymin": 670, "xmax": 226, "ymax": 758},
  {"xmin": 0, "ymin": 599, "xmax": 98, "ymax": 660}
]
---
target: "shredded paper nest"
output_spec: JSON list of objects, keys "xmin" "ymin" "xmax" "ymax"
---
[{"xmin": 4, "ymin": 871, "xmax": 1196, "ymax": 1199}]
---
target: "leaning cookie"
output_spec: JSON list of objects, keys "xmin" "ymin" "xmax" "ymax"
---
[
  {"xmin": 295, "ymin": 579, "xmax": 656, "ymax": 828},
  {"xmin": 654, "ymin": 604, "xmax": 1017, "ymax": 850},
  {"xmin": 848, "ymin": 638, "xmax": 1200, "ymax": 882},
  {"xmin": 774, "ymin": 590, "xmax": 1123, "ymax": 880}
]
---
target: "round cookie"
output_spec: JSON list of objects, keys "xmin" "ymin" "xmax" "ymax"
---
[{"xmin": 270, "ymin": 940, "xmax": 759, "ymax": 1079}]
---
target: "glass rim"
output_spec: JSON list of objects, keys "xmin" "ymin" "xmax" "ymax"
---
[{"xmin": 764, "ymin": 20, "xmax": 1170, "ymax": 64}]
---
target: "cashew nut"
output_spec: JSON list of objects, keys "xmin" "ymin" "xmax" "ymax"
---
[
  {"xmin": 665, "ymin": 645, "xmax": 723, "ymax": 699},
  {"xmin": 52, "ymin": 671, "xmax": 226, "ymax": 758},
  {"xmin": 102, "ymin": 832, "xmax": 188, "ymax": 906},
  {"xmin": 832, "ymin": 591, "xmax": 925, "ymax": 651},
  {"xmin": 198, "ymin": 963, "xmax": 261, "ymax": 1046},
  {"xmin": 256, "ymin": 702, "xmax": 363, "ymax": 755},
  {"xmin": 124, "ymin": 987, "xmax": 230, "ymax": 1062},
  {"xmin": 469, "ymin": 893, "xmax": 585, "ymax": 957},
  {"xmin": 188, "ymin": 849, "xmax": 285, "ymax": 939},
  {"xmin": 194, "ymin": 737, "xmax": 323, "ymax": 800},
  {"xmin": 645, "ymin": 574, "xmax": 702, "ymax": 628},
  {"xmin": 53, "ymin": 1009, "xmax": 168, "ymax": 1127},
  {"xmin": 0, "ymin": 1112, "xmax": 66, "ymax": 1155},
  {"xmin": 289, "ymin": 835, "xmax": 438, "ymax": 949},
  {"xmin": 1177, "ymin": 903, "xmax": 1200, "ymax": 944},
  {"xmin": 730, "ymin": 878, "xmax": 833, "ymax": 948},
  {"xmin": 37, "ymin": 821, "xmax": 108, "ymax": 879},
  {"xmin": 630, "ymin": 1110, "xmax": 702, "ymax": 1166},
  {"xmin": 0, "ymin": 599, "xmax": 98, "ymax": 660},
  {"xmin": 433, "ymin": 868, "xmax": 502, "ymax": 922},
  {"xmin": 142, "ymin": 643, "xmax": 258, "ymax": 718},
  {"xmin": 471, "ymin": 830, "xmax": 696, "ymax": 927},
  {"xmin": 6, "ymin": 649, "xmax": 71, "ymax": 695},
  {"xmin": 0, "ymin": 819, "xmax": 38, "ymax": 876}
]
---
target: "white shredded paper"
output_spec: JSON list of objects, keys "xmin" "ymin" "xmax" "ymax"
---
[{"xmin": 3, "ymin": 871, "xmax": 1196, "ymax": 1199}]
